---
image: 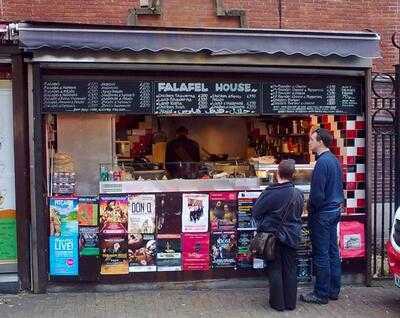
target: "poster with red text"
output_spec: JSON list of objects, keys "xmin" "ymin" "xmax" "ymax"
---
[{"xmin": 182, "ymin": 233, "xmax": 210, "ymax": 271}]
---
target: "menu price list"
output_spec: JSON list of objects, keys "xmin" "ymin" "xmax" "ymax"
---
[
  {"xmin": 154, "ymin": 81, "xmax": 260, "ymax": 115},
  {"xmin": 41, "ymin": 79, "xmax": 152, "ymax": 113},
  {"xmin": 263, "ymin": 80, "xmax": 361, "ymax": 115}
]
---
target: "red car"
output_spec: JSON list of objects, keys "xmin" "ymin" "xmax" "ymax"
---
[{"xmin": 387, "ymin": 207, "xmax": 400, "ymax": 288}]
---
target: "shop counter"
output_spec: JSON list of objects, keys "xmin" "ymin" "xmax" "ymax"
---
[{"xmin": 99, "ymin": 177, "xmax": 260, "ymax": 194}]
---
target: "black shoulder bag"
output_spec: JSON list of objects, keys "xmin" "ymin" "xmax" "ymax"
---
[{"xmin": 249, "ymin": 188, "xmax": 295, "ymax": 261}]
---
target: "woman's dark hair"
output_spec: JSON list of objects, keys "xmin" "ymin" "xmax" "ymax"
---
[
  {"xmin": 314, "ymin": 128, "xmax": 333, "ymax": 148},
  {"xmin": 278, "ymin": 159, "xmax": 296, "ymax": 180}
]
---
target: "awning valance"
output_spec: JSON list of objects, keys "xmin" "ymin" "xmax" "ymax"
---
[{"xmin": 15, "ymin": 22, "xmax": 381, "ymax": 59}]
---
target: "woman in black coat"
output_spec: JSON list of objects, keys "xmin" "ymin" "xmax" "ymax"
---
[{"xmin": 252, "ymin": 159, "xmax": 304, "ymax": 311}]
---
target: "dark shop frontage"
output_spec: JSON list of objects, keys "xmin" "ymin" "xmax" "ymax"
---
[{"xmin": 9, "ymin": 22, "xmax": 380, "ymax": 293}]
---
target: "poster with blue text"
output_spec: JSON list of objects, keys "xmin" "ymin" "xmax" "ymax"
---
[{"xmin": 49, "ymin": 236, "xmax": 79, "ymax": 276}]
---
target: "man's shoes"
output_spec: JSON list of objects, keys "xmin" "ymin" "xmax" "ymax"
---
[
  {"xmin": 300, "ymin": 292, "xmax": 329, "ymax": 305},
  {"xmin": 329, "ymin": 295, "xmax": 339, "ymax": 301}
]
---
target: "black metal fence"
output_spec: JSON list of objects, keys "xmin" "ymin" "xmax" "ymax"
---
[{"xmin": 370, "ymin": 73, "xmax": 396, "ymax": 278}]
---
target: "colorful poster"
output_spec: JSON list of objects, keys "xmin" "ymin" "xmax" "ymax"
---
[
  {"xmin": 99, "ymin": 196, "xmax": 128, "ymax": 234},
  {"xmin": 182, "ymin": 193, "xmax": 209, "ymax": 233},
  {"xmin": 156, "ymin": 193, "xmax": 182, "ymax": 234},
  {"xmin": 78, "ymin": 196, "xmax": 98, "ymax": 226},
  {"xmin": 0, "ymin": 81, "xmax": 17, "ymax": 264},
  {"xmin": 156, "ymin": 234, "xmax": 182, "ymax": 271},
  {"xmin": 128, "ymin": 233, "xmax": 156, "ymax": 272},
  {"xmin": 49, "ymin": 236, "xmax": 79, "ymax": 276},
  {"xmin": 79, "ymin": 227, "xmax": 100, "ymax": 256},
  {"xmin": 210, "ymin": 192, "xmax": 237, "ymax": 231},
  {"xmin": 100, "ymin": 235, "xmax": 128, "ymax": 275},
  {"xmin": 237, "ymin": 230, "xmax": 255, "ymax": 269},
  {"xmin": 182, "ymin": 233, "xmax": 210, "ymax": 271},
  {"xmin": 128, "ymin": 194, "xmax": 156, "ymax": 234},
  {"xmin": 237, "ymin": 191, "xmax": 261, "ymax": 230},
  {"xmin": 211, "ymin": 231, "xmax": 237, "ymax": 268},
  {"xmin": 0, "ymin": 215, "xmax": 17, "ymax": 261},
  {"xmin": 49, "ymin": 197, "xmax": 78, "ymax": 237}
]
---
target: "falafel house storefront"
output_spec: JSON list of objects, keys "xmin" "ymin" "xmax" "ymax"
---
[{"xmin": 18, "ymin": 23, "xmax": 379, "ymax": 291}]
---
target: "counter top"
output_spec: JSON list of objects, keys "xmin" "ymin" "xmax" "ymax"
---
[
  {"xmin": 100, "ymin": 178, "xmax": 260, "ymax": 194},
  {"xmin": 99, "ymin": 178, "xmax": 310, "ymax": 194}
]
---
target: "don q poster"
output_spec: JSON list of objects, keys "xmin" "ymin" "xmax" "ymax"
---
[
  {"xmin": 128, "ymin": 194, "xmax": 156, "ymax": 234},
  {"xmin": 182, "ymin": 193, "xmax": 209, "ymax": 233}
]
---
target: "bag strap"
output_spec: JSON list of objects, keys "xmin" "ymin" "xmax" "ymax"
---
[{"xmin": 277, "ymin": 187, "xmax": 295, "ymax": 232}]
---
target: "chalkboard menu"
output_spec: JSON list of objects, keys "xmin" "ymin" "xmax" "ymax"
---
[
  {"xmin": 154, "ymin": 81, "xmax": 260, "ymax": 115},
  {"xmin": 41, "ymin": 77, "xmax": 152, "ymax": 113},
  {"xmin": 40, "ymin": 75, "xmax": 363, "ymax": 115},
  {"xmin": 263, "ymin": 78, "xmax": 362, "ymax": 115}
]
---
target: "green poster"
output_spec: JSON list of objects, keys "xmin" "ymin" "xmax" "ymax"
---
[{"xmin": 0, "ymin": 218, "xmax": 17, "ymax": 261}]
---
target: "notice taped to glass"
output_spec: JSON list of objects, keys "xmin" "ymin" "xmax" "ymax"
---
[
  {"xmin": 262, "ymin": 77, "xmax": 362, "ymax": 115},
  {"xmin": 154, "ymin": 81, "xmax": 260, "ymax": 115},
  {"xmin": 41, "ymin": 76, "xmax": 152, "ymax": 113}
]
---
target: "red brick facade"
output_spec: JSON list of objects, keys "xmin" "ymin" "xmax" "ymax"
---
[{"xmin": 1, "ymin": 0, "xmax": 399, "ymax": 72}]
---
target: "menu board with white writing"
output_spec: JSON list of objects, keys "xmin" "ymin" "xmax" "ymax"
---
[
  {"xmin": 39, "ymin": 75, "xmax": 363, "ymax": 115},
  {"xmin": 41, "ymin": 77, "xmax": 152, "ymax": 113},
  {"xmin": 263, "ymin": 78, "xmax": 362, "ymax": 114},
  {"xmin": 154, "ymin": 81, "xmax": 260, "ymax": 115}
]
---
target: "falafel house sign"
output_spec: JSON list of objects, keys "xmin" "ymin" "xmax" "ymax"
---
[{"xmin": 154, "ymin": 81, "xmax": 260, "ymax": 115}]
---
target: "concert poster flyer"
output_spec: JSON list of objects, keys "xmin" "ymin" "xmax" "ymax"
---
[
  {"xmin": 182, "ymin": 233, "xmax": 210, "ymax": 271},
  {"xmin": 78, "ymin": 196, "xmax": 99, "ymax": 226},
  {"xmin": 155, "ymin": 193, "xmax": 182, "ymax": 235},
  {"xmin": 181, "ymin": 193, "xmax": 209, "ymax": 233},
  {"xmin": 49, "ymin": 197, "xmax": 78, "ymax": 237},
  {"xmin": 100, "ymin": 235, "xmax": 128, "ymax": 275},
  {"xmin": 209, "ymin": 192, "xmax": 237, "ymax": 231},
  {"xmin": 156, "ymin": 234, "xmax": 182, "ymax": 271},
  {"xmin": 128, "ymin": 194, "xmax": 156, "ymax": 234},
  {"xmin": 99, "ymin": 196, "xmax": 128, "ymax": 235},
  {"xmin": 78, "ymin": 226, "xmax": 100, "ymax": 256},
  {"xmin": 127, "ymin": 233, "xmax": 156, "ymax": 272},
  {"xmin": 236, "ymin": 230, "xmax": 255, "ymax": 269},
  {"xmin": 237, "ymin": 191, "xmax": 261, "ymax": 230},
  {"xmin": 211, "ymin": 231, "xmax": 237, "ymax": 268}
]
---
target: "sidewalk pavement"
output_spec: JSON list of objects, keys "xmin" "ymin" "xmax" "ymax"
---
[{"xmin": 0, "ymin": 281, "xmax": 399, "ymax": 318}]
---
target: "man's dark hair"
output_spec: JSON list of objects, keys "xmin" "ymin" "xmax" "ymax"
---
[
  {"xmin": 315, "ymin": 128, "xmax": 333, "ymax": 148},
  {"xmin": 278, "ymin": 159, "xmax": 296, "ymax": 180},
  {"xmin": 176, "ymin": 126, "xmax": 188, "ymax": 135}
]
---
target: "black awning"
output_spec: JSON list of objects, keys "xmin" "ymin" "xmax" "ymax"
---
[{"xmin": 16, "ymin": 22, "xmax": 380, "ymax": 59}]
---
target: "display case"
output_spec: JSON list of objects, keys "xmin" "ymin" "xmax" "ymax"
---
[
  {"xmin": 254, "ymin": 163, "xmax": 313, "ymax": 188},
  {"xmin": 254, "ymin": 163, "xmax": 313, "ymax": 217}
]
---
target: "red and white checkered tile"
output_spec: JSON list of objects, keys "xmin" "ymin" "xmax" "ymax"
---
[{"xmin": 315, "ymin": 115, "xmax": 366, "ymax": 215}]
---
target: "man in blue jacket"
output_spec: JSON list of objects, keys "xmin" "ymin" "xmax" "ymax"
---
[{"xmin": 300, "ymin": 128, "xmax": 344, "ymax": 305}]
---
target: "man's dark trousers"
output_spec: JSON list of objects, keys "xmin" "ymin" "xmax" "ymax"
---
[
  {"xmin": 266, "ymin": 241, "xmax": 298, "ymax": 310},
  {"xmin": 309, "ymin": 207, "xmax": 341, "ymax": 300}
]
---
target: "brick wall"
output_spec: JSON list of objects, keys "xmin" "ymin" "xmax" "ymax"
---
[{"xmin": 1, "ymin": 1, "xmax": 400, "ymax": 72}]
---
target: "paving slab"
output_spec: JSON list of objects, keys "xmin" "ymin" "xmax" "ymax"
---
[{"xmin": 0, "ymin": 282, "xmax": 399, "ymax": 318}]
